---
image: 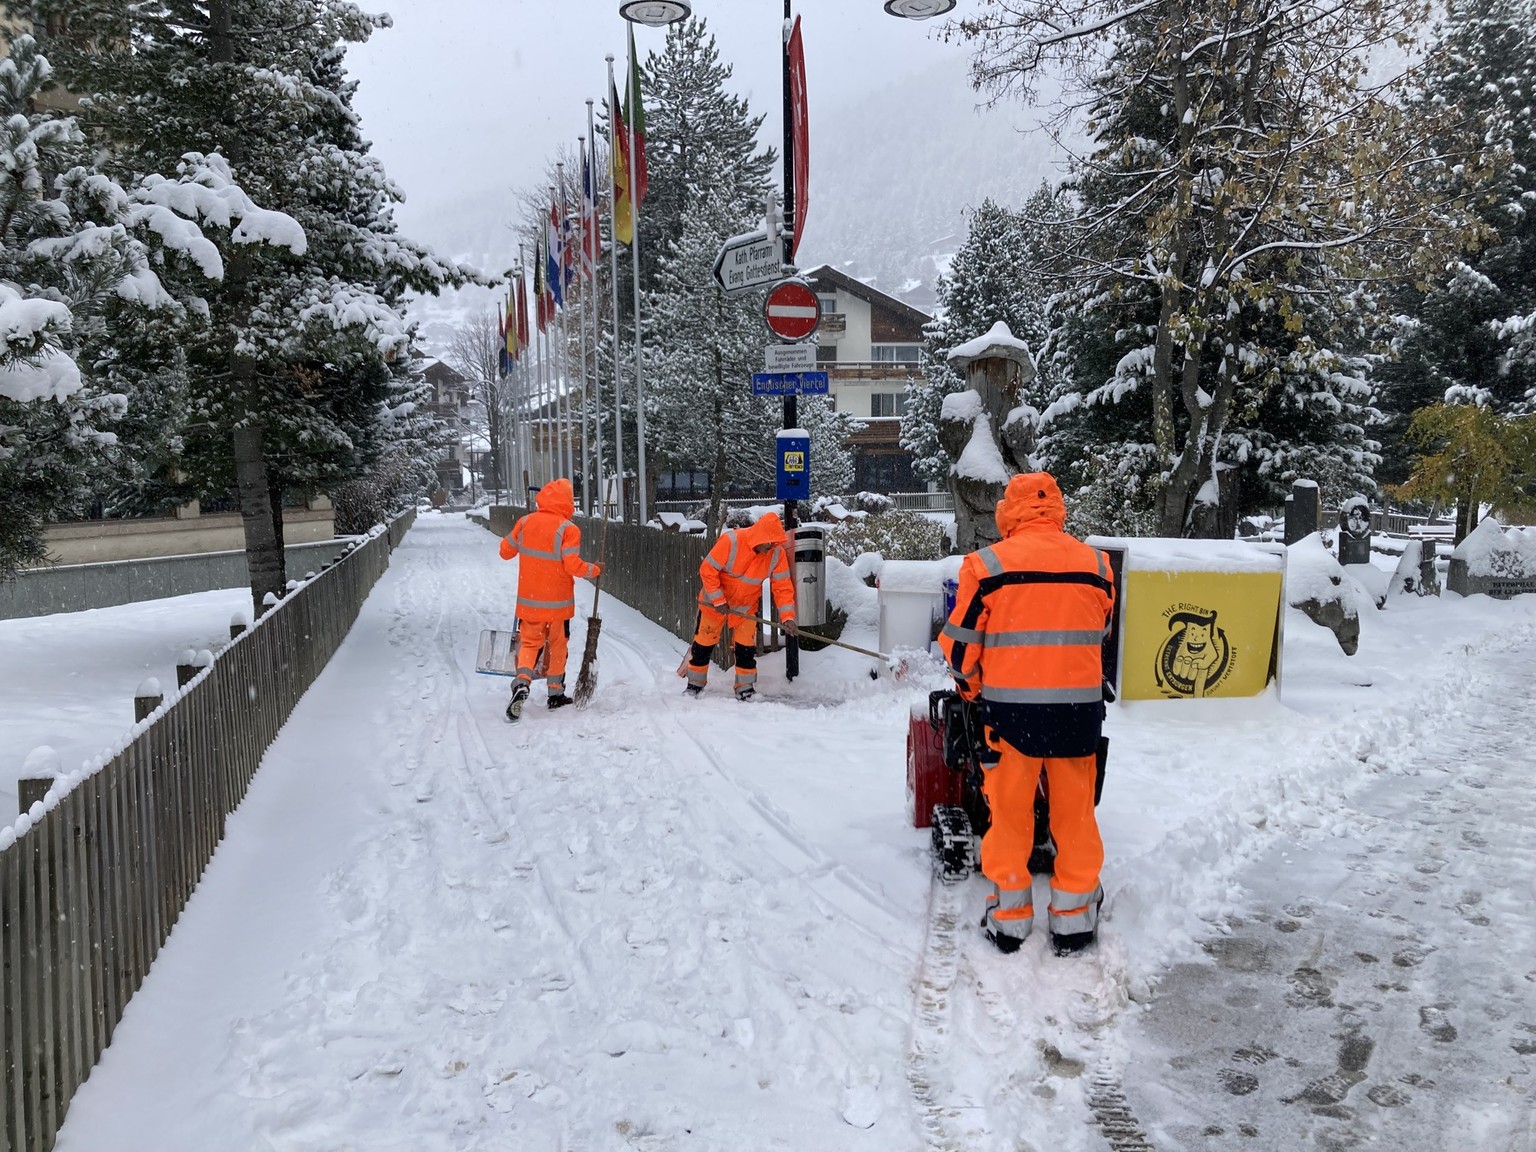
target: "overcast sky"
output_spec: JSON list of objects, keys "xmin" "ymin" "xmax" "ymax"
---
[{"xmin": 347, "ymin": 0, "xmax": 973, "ymax": 260}]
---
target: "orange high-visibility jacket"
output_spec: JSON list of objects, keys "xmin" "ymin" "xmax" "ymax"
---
[
  {"xmin": 698, "ymin": 512, "xmax": 797, "ymax": 621},
  {"xmin": 498, "ymin": 478, "xmax": 598, "ymax": 621},
  {"xmin": 940, "ymin": 473, "xmax": 1114, "ymax": 758}
]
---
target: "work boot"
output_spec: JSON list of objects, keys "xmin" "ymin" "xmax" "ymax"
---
[
  {"xmin": 684, "ymin": 684, "xmax": 704, "ymax": 698},
  {"xmin": 735, "ymin": 686, "xmax": 756, "ymax": 703},
  {"xmin": 506, "ymin": 682, "xmax": 530, "ymax": 723},
  {"xmin": 986, "ymin": 928, "xmax": 1025, "ymax": 955},
  {"xmin": 1050, "ymin": 928, "xmax": 1097, "ymax": 957},
  {"xmin": 547, "ymin": 693, "xmax": 573, "ymax": 710}
]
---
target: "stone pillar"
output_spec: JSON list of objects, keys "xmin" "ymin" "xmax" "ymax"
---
[
  {"xmin": 940, "ymin": 322, "xmax": 1037, "ymax": 555},
  {"xmin": 1337, "ymin": 495, "xmax": 1373, "ymax": 566},
  {"xmin": 1284, "ymin": 479, "xmax": 1321, "ymax": 545}
]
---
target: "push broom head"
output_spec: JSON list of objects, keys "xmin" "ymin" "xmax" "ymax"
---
[{"xmin": 573, "ymin": 614, "xmax": 602, "ymax": 708}]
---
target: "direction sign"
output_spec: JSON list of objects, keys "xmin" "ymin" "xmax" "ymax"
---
[
  {"xmin": 765, "ymin": 343, "xmax": 817, "ymax": 372},
  {"xmin": 712, "ymin": 228, "xmax": 781, "ymax": 295},
  {"xmin": 751, "ymin": 371, "xmax": 829, "ymax": 396},
  {"xmin": 763, "ymin": 279, "xmax": 821, "ymax": 342}
]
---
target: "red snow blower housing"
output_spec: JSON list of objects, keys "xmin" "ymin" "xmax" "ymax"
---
[{"xmin": 910, "ymin": 688, "xmax": 1109, "ymax": 884}]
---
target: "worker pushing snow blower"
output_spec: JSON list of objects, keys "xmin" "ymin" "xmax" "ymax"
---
[
  {"xmin": 931, "ymin": 472, "xmax": 1116, "ymax": 958},
  {"xmin": 497, "ymin": 478, "xmax": 602, "ymax": 722}
]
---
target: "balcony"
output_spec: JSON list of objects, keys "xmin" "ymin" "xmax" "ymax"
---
[{"xmin": 826, "ymin": 361, "xmax": 922, "ymax": 382}]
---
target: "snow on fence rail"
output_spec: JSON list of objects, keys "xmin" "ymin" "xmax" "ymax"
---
[{"xmin": 0, "ymin": 508, "xmax": 414, "ymax": 1152}]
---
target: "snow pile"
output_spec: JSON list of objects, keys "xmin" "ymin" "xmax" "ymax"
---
[
  {"xmin": 874, "ymin": 556, "xmax": 964, "ymax": 594},
  {"xmin": 1451, "ymin": 515, "xmax": 1536, "ymax": 578},
  {"xmin": 953, "ymin": 412, "xmax": 1011, "ymax": 483},
  {"xmin": 939, "ymin": 388, "xmax": 983, "ymax": 422},
  {"xmin": 945, "ymin": 319, "xmax": 1034, "ymax": 364},
  {"xmin": 1089, "ymin": 535, "xmax": 1283, "ymax": 574},
  {"xmin": 850, "ymin": 551, "xmax": 883, "ymax": 586},
  {"xmin": 1286, "ymin": 533, "xmax": 1366, "ymax": 612},
  {"xmin": 825, "ymin": 557, "xmax": 878, "ymax": 632}
]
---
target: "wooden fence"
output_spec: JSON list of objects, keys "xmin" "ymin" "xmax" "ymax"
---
[{"xmin": 0, "ymin": 510, "xmax": 415, "ymax": 1152}]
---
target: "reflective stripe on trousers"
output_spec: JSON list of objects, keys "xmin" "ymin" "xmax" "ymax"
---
[
  {"xmin": 1048, "ymin": 884, "xmax": 1103, "ymax": 935},
  {"xmin": 985, "ymin": 883, "xmax": 1034, "ymax": 942}
]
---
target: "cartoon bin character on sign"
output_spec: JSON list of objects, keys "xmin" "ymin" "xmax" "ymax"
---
[{"xmin": 1158, "ymin": 608, "xmax": 1230, "ymax": 698}]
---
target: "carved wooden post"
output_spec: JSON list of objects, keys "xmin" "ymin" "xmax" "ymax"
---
[{"xmin": 940, "ymin": 322, "xmax": 1037, "ymax": 555}]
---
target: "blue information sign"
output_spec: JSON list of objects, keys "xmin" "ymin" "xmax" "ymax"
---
[
  {"xmin": 776, "ymin": 433, "xmax": 811, "ymax": 502},
  {"xmin": 751, "ymin": 371, "xmax": 829, "ymax": 396}
]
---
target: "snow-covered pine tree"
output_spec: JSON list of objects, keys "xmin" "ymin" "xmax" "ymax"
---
[
  {"xmin": 1377, "ymin": 0, "xmax": 1536, "ymax": 535},
  {"xmin": 958, "ymin": 0, "xmax": 1488, "ymax": 537},
  {"xmin": 0, "ymin": 33, "xmax": 271, "ymax": 576},
  {"xmin": 33, "ymin": 0, "xmax": 478, "ymax": 613},
  {"xmin": 903, "ymin": 190, "xmax": 1062, "ymax": 486}
]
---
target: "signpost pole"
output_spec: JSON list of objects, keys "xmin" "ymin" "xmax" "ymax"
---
[{"xmin": 781, "ymin": 0, "xmax": 799, "ymax": 680}]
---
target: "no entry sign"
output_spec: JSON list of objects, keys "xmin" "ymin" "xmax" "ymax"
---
[{"xmin": 763, "ymin": 279, "xmax": 821, "ymax": 343}]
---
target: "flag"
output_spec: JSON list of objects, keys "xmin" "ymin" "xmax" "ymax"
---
[
  {"xmin": 513, "ymin": 287, "xmax": 525, "ymax": 362},
  {"xmin": 533, "ymin": 241, "xmax": 548, "ymax": 332},
  {"xmin": 625, "ymin": 25, "xmax": 648, "ymax": 208},
  {"xmin": 498, "ymin": 299, "xmax": 510, "ymax": 376},
  {"xmin": 581, "ymin": 149, "xmax": 599, "ymax": 280},
  {"xmin": 545, "ymin": 204, "xmax": 564, "ymax": 311},
  {"xmin": 787, "ymin": 14, "xmax": 809, "ymax": 261},
  {"xmin": 609, "ymin": 74, "xmax": 633, "ymax": 246},
  {"xmin": 516, "ymin": 271, "xmax": 529, "ymax": 350}
]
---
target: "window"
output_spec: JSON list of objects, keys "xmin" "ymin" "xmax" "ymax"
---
[
  {"xmin": 658, "ymin": 470, "xmax": 711, "ymax": 501},
  {"xmin": 871, "ymin": 393, "xmax": 907, "ymax": 418},
  {"xmin": 816, "ymin": 342, "xmax": 838, "ymax": 365},
  {"xmin": 872, "ymin": 344, "xmax": 921, "ymax": 364},
  {"xmin": 817, "ymin": 293, "xmax": 838, "ymax": 314},
  {"xmin": 855, "ymin": 452, "xmax": 917, "ymax": 494}
]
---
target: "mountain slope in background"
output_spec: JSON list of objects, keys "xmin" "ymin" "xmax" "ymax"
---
[{"xmin": 399, "ymin": 58, "xmax": 1069, "ymax": 350}]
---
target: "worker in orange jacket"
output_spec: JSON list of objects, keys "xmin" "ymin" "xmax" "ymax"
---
[
  {"xmin": 939, "ymin": 473, "xmax": 1115, "ymax": 956},
  {"xmin": 497, "ymin": 478, "xmax": 601, "ymax": 721},
  {"xmin": 685, "ymin": 512, "xmax": 798, "ymax": 701}
]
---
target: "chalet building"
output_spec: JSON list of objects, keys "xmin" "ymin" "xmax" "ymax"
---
[{"xmin": 801, "ymin": 265, "xmax": 932, "ymax": 494}]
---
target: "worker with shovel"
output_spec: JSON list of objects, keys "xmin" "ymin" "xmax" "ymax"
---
[
  {"xmin": 497, "ymin": 478, "xmax": 601, "ymax": 722},
  {"xmin": 685, "ymin": 512, "xmax": 798, "ymax": 701}
]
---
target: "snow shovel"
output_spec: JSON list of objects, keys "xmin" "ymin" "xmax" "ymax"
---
[
  {"xmin": 573, "ymin": 515, "xmax": 610, "ymax": 708},
  {"xmin": 475, "ymin": 628, "xmax": 521, "ymax": 677},
  {"xmin": 673, "ymin": 611, "xmax": 898, "ymax": 677}
]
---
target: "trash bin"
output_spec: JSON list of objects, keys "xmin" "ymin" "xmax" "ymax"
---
[
  {"xmin": 793, "ymin": 525, "xmax": 827, "ymax": 628},
  {"xmin": 878, "ymin": 560, "xmax": 947, "ymax": 654}
]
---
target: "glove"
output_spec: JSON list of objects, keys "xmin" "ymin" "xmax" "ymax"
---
[
  {"xmin": 781, "ymin": 619, "xmax": 799, "ymax": 637},
  {"xmin": 590, "ymin": 563, "xmax": 603, "ymax": 579},
  {"xmin": 499, "ymin": 536, "xmax": 514, "ymax": 561}
]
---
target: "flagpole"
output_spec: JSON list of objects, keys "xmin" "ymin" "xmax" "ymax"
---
[
  {"xmin": 625, "ymin": 31, "xmax": 649, "ymax": 527},
  {"xmin": 573, "ymin": 138, "xmax": 591, "ymax": 515},
  {"xmin": 551, "ymin": 179, "xmax": 567, "ymax": 483},
  {"xmin": 605, "ymin": 54, "xmax": 627, "ymax": 522},
  {"xmin": 586, "ymin": 101, "xmax": 605, "ymax": 518}
]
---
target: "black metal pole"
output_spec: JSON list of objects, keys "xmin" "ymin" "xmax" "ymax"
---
[{"xmin": 781, "ymin": 0, "xmax": 799, "ymax": 680}]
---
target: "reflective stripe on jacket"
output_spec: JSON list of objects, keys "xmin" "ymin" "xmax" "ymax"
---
[
  {"xmin": 498, "ymin": 478, "xmax": 598, "ymax": 621},
  {"xmin": 698, "ymin": 512, "xmax": 796, "ymax": 620}
]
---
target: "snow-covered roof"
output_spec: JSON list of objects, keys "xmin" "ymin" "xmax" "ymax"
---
[{"xmin": 801, "ymin": 264, "xmax": 933, "ymax": 328}]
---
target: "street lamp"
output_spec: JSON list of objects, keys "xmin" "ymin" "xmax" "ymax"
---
[
  {"xmin": 618, "ymin": 0, "xmax": 691, "ymax": 25},
  {"xmin": 884, "ymin": 0, "xmax": 957, "ymax": 17}
]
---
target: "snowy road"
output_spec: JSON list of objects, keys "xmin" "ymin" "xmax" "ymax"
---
[
  {"xmin": 1127, "ymin": 636, "xmax": 1536, "ymax": 1151},
  {"xmin": 45, "ymin": 513, "xmax": 1536, "ymax": 1150}
]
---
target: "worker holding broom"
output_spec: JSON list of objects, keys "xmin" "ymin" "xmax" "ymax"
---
[
  {"xmin": 497, "ymin": 478, "xmax": 601, "ymax": 722},
  {"xmin": 684, "ymin": 512, "xmax": 798, "ymax": 701}
]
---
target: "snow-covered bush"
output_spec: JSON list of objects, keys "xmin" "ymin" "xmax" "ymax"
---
[
  {"xmin": 825, "ymin": 510, "xmax": 948, "ymax": 565},
  {"xmin": 332, "ymin": 451, "xmax": 416, "ymax": 535}
]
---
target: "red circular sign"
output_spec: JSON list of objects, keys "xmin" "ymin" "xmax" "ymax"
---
[{"xmin": 763, "ymin": 279, "xmax": 821, "ymax": 342}]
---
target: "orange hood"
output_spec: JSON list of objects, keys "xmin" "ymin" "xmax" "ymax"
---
[
  {"xmin": 740, "ymin": 511, "xmax": 788, "ymax": 550},
  {"xmin": 996, "ymin": 472, "xmax": 1066, "ymax": 537},
  {"xmin": 536, "ymin": 478, "xmax": 576, "ymax": 520}
]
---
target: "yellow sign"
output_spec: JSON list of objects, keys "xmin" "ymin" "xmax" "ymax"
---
[
  {"xmin": 1119, "ymin": 569, "xmax": 1283, "ymax": 700},
  {"xmin": 784, "ymin": 451, "xmax": 805, "ymax": 472}
]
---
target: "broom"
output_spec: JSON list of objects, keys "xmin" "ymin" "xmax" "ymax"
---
[{"xmin": 573, "ymin": 512, "xmax": 610, "ymax": 708}]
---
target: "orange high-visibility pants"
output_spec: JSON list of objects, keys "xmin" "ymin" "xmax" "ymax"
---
[
  {"xmin": 686, "ymin": 608, "xmax": 758, "ymax": 694},
  {"xmin": 514, "ymin": 620, "xmax": 571, "ymax": 693},
  {"xmin": 980, "ymin": 739, "xmax": 1103, "ymax": 942}
]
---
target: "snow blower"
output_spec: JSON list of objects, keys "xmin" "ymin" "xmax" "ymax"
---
[{"xmin": 912, "ymin": 688, "xmax": 1110, "ymax": 884}]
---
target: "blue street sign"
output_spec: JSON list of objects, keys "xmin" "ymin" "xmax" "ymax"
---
[{"xmin": 751, "ymin": 371, "xmax": 829, "ymax": 396}]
